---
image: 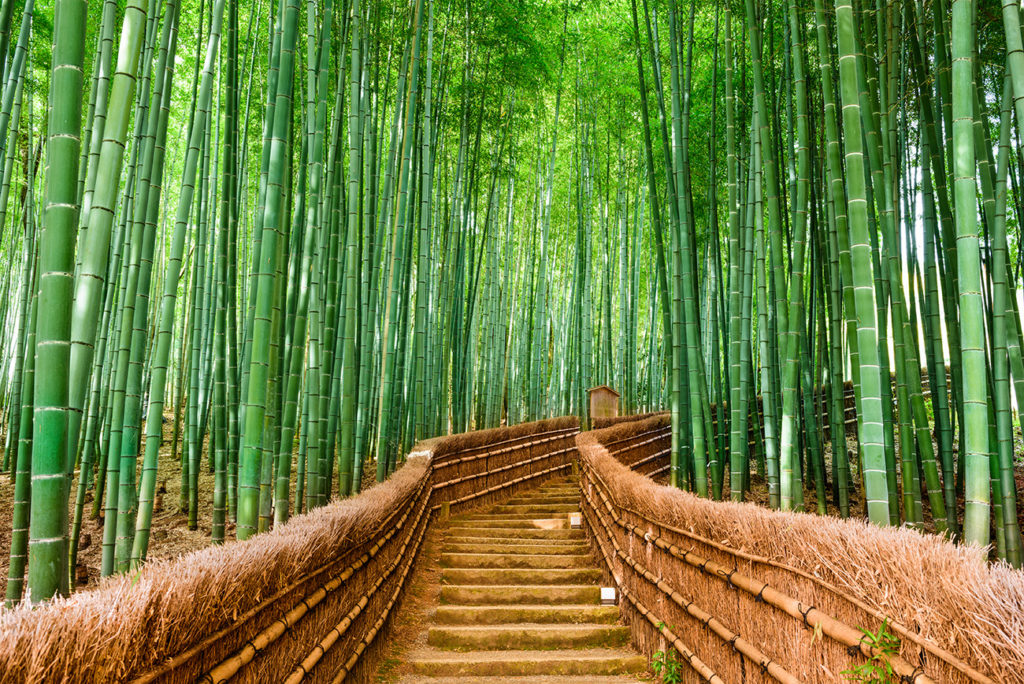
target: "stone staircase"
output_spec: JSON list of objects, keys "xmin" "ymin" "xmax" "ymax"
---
[{"xmin": 396, "ymin": 478, "xmax": 648, "ymax": 683}]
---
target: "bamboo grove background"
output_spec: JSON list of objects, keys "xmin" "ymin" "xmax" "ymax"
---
[{"xmin": 1, "ymin": 0, "xmax": 1023, "ymax": 604}]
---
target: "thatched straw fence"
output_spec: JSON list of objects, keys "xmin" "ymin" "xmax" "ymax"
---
[
  {"xmin": 0, "ymin": 416, "xmax": 579, "ymax": 683},
  {"xmin": 577, "ymin": 415, "xmax": 1024, "ymax": 683},
  {"xmin": 593, "ymin": 411, "xmax": 669, "ymax": 429}
]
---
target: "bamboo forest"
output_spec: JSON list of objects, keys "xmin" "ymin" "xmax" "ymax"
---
[{"xmin": 0, "ymin": 0, "xmax": 1022, "ymax": 680}]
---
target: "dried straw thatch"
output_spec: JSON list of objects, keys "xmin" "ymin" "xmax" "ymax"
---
[
  {"xmin": 577, "ymin": 419, "xmax": 1024, "ymax": 683},
  {"xmin": 0, "ymin": 416, "xmax": 581, "ymax": 684},
  {"xmin": 0, "ymin": 457, "xmax": 429, "ymax": 684},
  {"xmin": 592, "ymin": 411, "xmax": 668, "ymax": 429}
]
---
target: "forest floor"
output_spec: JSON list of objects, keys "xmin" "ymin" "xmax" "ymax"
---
[
  {"xmin": 0, "ymin": 412, "xmax": 381, "ymax": 600},
  {"xmin": 0, "ymin": 416, "xmax": 221, "ymax": 594}
]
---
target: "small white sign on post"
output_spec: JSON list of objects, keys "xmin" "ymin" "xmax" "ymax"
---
[
  {"xmin": 568, "ymin": 512, "xmax": 582, "ymax": 529},
  {"xmin": 600, "ymin": 587, "xmax": 617, "ymax": 605}
]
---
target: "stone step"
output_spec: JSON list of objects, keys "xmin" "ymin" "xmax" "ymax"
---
[
  {"xmin": 441, "ymin": 568, "xmax": 602, "ymax": 585},
  {"xmin": 498, "ymin": 501, "xmax": 578, "ymax": 510},
  {"xmin": 449, "ymin": 518, "xmax": 569, "ymax": 530},
  {"xmin": 439, "ymin": 584, "xmax": 601, "ymax": 605},
  {"xmin": 459, "ymin": 512, "xmax": 579, "ymax": 522},
  {"xmin": 428, "ymin": 624, "xmax": 631, "ymax": 650},
  {"xmin": 449, "ymin": 532, "xmax": 583, "ymax": 542},
  {"xmin": 434, "ymin": 604, "xmax": 619, "ymax": 625},
  {"xmin": 404, "ymin": 648, "xmax": 647, "ymax": 677},
  {"xmin": 446, "ymin": 536, "xmax": 585, "ymax": 548},
  {"xmin": 490, "ymin": 503, "xmax": 580, "ymax": 514},
  {"xmin": 505, "ymin": 495, "xmax": 580, "ymax": 505},
  {"xmin": 443, "ymin": 541, "xmax": 590, "ymax": 555},
  {"xmin": 396, "ymin": 676, "xmax": 646, "ymax": 683},
  {"xmin": 446, "ymin": 527, "xmax": 584, "ymax": 540},
  {"xmin": 381, "ymin": 479, "xmax": 649, "ymax": 684},
  {"xmin": 440, "ymin": 552, "xmax": 590, "ymax": 569}
]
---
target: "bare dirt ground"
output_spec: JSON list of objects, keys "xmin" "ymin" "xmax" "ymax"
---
[
  {"xmin": 0, "ymin": 416, "xmax": 221, "ymax": 595},
  {"xmin": 0, "ymin": 412, "xmax": 380, "ymax": 599}
]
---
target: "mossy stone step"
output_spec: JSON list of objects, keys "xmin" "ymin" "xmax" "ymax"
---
[
  {"xmin": 443, "ymin": 541, "xmax": 590, "ymax": 555},
  {"xmin": 441, "ymin": 568, "xmax": 602, "ymax": 585},
  {"xmin": 533, "ymin": 489, "xmax": 580, "ymax": 496},
  {"xmin": 504, "ymin": 495, "xmax": 580, "ymax": 505},
  {"xmin": 449, "ymin": 518, "xmax": 568, "ymax": 529},
  {"xmin": 396, "ymin": 676, "xmax": 647, "ymax": 683},
  {"xmin": 447, "ymin": 535, "xmax": 585, "ymax": 548},
  {"xmin": 386, "ymin": 479, "xmax": 651, "ymax": 683},
  {"xmin": 446, "ymin": 527, "xmax": 584, "ymax": 539},
  {"xmin": 427, "ymin": 624, "xmax": 631, "ymax": 650},
  {"xmin": 403, "ymin": 648, "xmax": 647, "ymax": 677},
  {"xmin": 439, "ymin": 584, "xmax": 601, "ymax": 605},
  {"xmin": 460, "ymin": 509, "xmax": 580, "ymax": 520},
  {"xmin": 489, "ymin": 503, "xmax": 580, "ymax": 514},
  {"xmin": 434, "ymin": 604, "xmax": 619, "ymax": 625},
  {"xmin": 449, "ymin": 534, "xmax": 584, "ymax": 543},
  {"xmin": 440, "ymin": 552, "xmax": 591, "ymax": 569}
]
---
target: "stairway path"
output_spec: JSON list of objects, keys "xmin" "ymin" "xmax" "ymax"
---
[{"xmin": 392, "ymin": 478, "xmax": 649, "ymax": 683}]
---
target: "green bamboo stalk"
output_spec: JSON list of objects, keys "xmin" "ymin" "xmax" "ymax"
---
[
  {"xmin": 991, "ymin": 73, "xmax": 1022, "ymax": 566},
  {"xmin": 834, "ymin": 0, "xmax": 890, "ymax": 526},
  {"xmin": 951, "ymin": 0, "xmax": 988, "ymax": 546},
  {"xmin": 238, "ymin": 0, "xmax": 300, "ymax": 540},
  {"xmin": 28, "ymin": 0, "xmax": 87, "ymax": 602}
]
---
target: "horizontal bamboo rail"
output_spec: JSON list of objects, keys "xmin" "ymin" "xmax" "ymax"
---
[
  {"xmin": 199, "ymin": 476, "xmax": 433, "ymax": 683},
  {"xmin": 286, "ymin": 486, "xmax": 433, "ymax": 683},
  {"xmin": 585, "ymin": 466, "xmax": 932, "ymax": 683},
  {"xmin": 5, "ymin": 378, "xmax": 982, "ymax": 684},
  {"xmin": 611, "ymin": 496, "xmax": 996, "ymax": 684},
  {"xmin": 622, "ymin": 585, "xmax": 726, "ymax": 684},
  {"xmin": 130, "ymin": 477, "xmax": 427, "ymax": 684}
]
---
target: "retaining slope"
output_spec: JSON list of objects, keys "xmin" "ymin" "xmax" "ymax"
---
[
  {"xmin": 578, "ymin": 416, "xmax": 1024, "ymax": 683},
  {"xmin": 0, "ymin": 417, "xmax": 579, "ymax": 683}
]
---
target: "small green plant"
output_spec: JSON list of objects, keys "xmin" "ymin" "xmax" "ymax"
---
[
  {"xmin": 652, "ymin": 623, "xmax": 684, "ymax": 684},
  {"xmin": 840, "ymin": 618, "xmax": 902, "ymax": 683},
  {"xmin": 651, "ymin": 649, "xmax": 683, "ymax": 684}
]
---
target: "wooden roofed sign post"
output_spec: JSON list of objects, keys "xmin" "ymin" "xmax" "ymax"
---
[{"xmin": 588, "ymin": 385, "xmax": 620, "ymax": 422}]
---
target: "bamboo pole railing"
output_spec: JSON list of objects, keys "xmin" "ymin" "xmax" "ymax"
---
[{"xmin": 577, "ymin": 417, "xmax": 1004, "ymax": 684}]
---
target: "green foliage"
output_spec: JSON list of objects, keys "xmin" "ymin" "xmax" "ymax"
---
[
  {"xmin": 840, "ymin": 619, "xmax": 902, "ymax": 684},
  {"xmin": 652, "ymin": 622, "xmax": 684, "ymax": 684},
  {"xmin": 651, "ymin": 649, "xmax": 683, "ymax": 684}
]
